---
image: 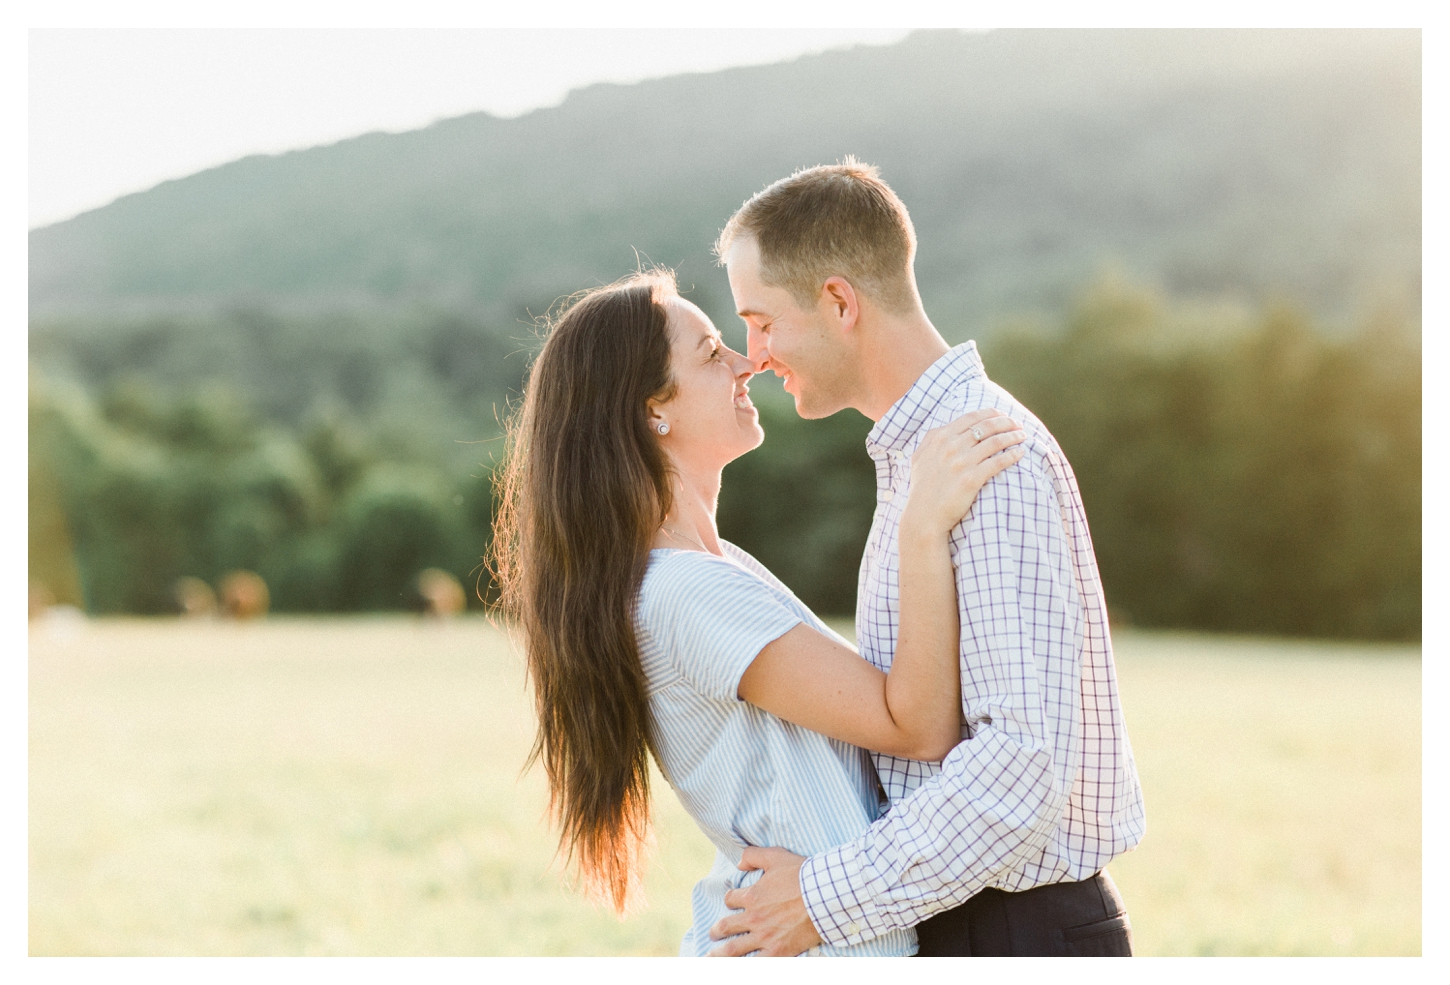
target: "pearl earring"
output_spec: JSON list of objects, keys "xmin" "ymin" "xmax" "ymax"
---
[{"xmin": 657, "ymin": 422, "xmax": 670, "ymax": 435}]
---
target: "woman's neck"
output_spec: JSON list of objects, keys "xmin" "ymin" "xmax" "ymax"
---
[{"xmin": 655, "ymin": 460, "xmax": 724, "ymax": 555}]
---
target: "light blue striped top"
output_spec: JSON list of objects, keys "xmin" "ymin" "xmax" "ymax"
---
[{"xmin": 635, "ymin": 541, "xmax": 917, "ymax": 957}]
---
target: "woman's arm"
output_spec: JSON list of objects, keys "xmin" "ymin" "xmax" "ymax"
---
[{"xmin": 737, "ymin": 409, "xmax": 1026, "ymax": 761}]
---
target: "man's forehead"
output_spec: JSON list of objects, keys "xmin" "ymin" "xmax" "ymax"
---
[
  {"xmin": 727, "ymin": 252, "xmax": 775, "ymax": 310},
  {"xmin": 724, "ymin": 236, "xmax": 765, "ymax": 276},
  {"xmin": 734, "ymin": 283, "xmax": 788, "ymax": 319},
  {"xmin": 725, "ymin": 234, "xmax": 759, "ymax": 259}
]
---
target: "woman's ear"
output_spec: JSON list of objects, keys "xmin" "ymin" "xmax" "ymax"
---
[{"xmin": 646, "ymin": 400, "xmax": 670, "ymax": 437}]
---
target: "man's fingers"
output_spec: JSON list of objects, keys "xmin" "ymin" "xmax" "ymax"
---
[
  {"xmin": 737, "ymin": 847, "xmax": 767, "ymax": 871},
  {"xmin": 710, "ymin": 911, "xmax": 750, "ymax": 941},
  {"xmin": 760, "ymin": 942, "xmax": 800, "ymax": 957},
  {"xmin": 707, "ymin": 932, "xmax": 759, "ymax": 957}
]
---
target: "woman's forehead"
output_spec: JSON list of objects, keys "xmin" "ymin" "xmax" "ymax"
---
[{"xmin": 665, "ymin": 296, "xmax": 716, "ymax": 342}]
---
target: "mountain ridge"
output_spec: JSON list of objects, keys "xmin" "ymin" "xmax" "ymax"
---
[{"xmin": 30, "ymin": 28, "xmax": 1421, "ymax": 341}]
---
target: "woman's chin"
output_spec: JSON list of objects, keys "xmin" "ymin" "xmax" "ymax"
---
[
  {"xmin": 745, "ymin": 423, "xmax": 766, "ymax": 452},
  {"xmin": 718, "ymin": 426, "xmax": 765, "ymax": 466}
]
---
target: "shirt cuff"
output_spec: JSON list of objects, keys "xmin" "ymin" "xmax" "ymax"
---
[{"xmin": 800, "ymin": 843, "xmax": 892, "ymax": 948}]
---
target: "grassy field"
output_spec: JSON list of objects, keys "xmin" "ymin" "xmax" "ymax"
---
[{"xmin": 28, "ymin": 615, "xmax": 1420, "ymax": 956}]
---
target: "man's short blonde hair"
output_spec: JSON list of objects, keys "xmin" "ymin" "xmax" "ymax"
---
[{"xmin": 715, "ymin": 159, "xmax": 919, "ymax": 314}]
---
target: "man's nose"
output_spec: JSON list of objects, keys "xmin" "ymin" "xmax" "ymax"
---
[
  {"xmin": 745, "ymin": 325, "xmax": 770, "ymax": 373},
  {"xmin": 728, "ymin": 346, "xmax": 755, "ymax": 381}
]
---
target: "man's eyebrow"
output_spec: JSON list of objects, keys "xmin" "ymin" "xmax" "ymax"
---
[{"xmin": 736, "ymin": 307, "xmax": 769, "ymax": 319}]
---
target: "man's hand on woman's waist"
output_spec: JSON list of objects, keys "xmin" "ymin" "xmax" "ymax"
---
[{"xmin": 707, "ymin": 847, "xmax": 822, "ymax": 956}]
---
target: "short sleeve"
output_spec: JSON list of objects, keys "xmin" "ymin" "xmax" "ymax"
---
[{"xmin": 637, "ymin": 551, "xmax": 803, "ymax": 703}]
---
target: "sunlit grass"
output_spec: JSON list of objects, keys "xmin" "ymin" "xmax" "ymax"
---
[
  {"xmin": 1106, "ymin": 631, "xmax": 1420, "ymax": 956},
  {"xmin": 29, "ymin": 616, "xmax": 1418, "ymax": 955}
]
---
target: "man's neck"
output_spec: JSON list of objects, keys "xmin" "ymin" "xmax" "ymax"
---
[{"xmin": 854, "ymin": 308, "xmax": 950, "ymax": 422}]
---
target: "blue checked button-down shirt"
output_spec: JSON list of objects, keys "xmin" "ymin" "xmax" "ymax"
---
[{"xmin": 798, "ymin": 341, "xmax": 1147, "ymax": 947}]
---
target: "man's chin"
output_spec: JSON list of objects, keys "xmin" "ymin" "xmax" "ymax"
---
[{"xmin": 791, "ymin": 392, "xmax": 837, "ymax": 421}]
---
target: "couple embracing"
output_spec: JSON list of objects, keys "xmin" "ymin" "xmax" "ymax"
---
[{"xmin": 492, "ymin": 161, "xmax": 1146, "ymax": 957}]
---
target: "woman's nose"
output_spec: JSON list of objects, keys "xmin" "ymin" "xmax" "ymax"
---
[{"xmin": 728, "ymin": 347, "xmax": 754, "ymax": 379}]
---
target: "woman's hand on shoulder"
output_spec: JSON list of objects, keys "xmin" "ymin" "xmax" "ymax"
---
[{"xmin": 902, "ymin": 408, "xmax": 1026, "ymax": 537}]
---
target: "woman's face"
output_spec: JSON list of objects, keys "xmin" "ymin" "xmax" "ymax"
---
[{"xmin": 651, "ymin": 296, "xmax": 763, "ymax": 470}]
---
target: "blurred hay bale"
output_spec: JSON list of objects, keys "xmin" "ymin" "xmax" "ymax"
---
[
  {"xmin": 29, "ymin": 582, "xmax": 57, "ymax": 621},
  {"xmin": 219, "ymin": 571, "xmax": 270, "ymax": 619},
  {"xmin": 417, "ymin": 568, "xmax": 465, "ymax": 618},
  {"xmin": 174, "ymin": 577, "xmax": 218, "ymax": 618}
]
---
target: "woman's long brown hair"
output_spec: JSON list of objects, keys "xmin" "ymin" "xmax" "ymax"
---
[{"xmin": 490, "ymin": 271, "xmax": 678, "ymax": 913}]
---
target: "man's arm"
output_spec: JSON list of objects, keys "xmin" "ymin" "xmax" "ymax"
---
[
  {"xmin": 711, "ymin": 448, "xmax": 1083, "ymax": 953},
  {"xmin": 803, "ymin": 449, "xmax": 1082, "ymax": 945}
]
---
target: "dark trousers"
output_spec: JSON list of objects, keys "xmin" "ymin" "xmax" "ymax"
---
[{"xmin": 914, "ymin": 870, "xmax": 1132, "ymax": 956}]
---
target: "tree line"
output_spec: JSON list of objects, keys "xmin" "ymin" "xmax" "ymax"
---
[{"xmin": 29, "ymin": 279, "xmax": 1420, "ymax": 639}]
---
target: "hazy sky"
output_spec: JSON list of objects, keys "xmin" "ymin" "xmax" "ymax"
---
[{"xmin": 28, "ymin": 28, "xmax": 917, "ymax": 229}]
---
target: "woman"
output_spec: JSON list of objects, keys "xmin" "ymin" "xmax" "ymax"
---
[{"xmin": 491, "ymin": 271, "xmax": 1024, "ymax": 956}]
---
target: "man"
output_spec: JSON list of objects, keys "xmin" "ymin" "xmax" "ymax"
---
[{"xmin": 708, "ymin": 160, "xmax": 1146, "ymax": 957}]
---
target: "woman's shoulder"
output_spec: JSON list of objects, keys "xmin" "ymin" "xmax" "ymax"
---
[
  {"xmin": 644, "ymin": 542, "xmax": 769, "ymax": 577},
  {"xmin": 638, "ymin": 547, "xmax": 763, "ymax": 614},
  {"xmin": 637, "ymin": 547, "xmax": 807, "ymax": 696},
  {"xmin": 639, "ymin": 544, "xmax": 810, "ymax": 626},
  {"xmin": 643, "ymin": 546, "xmax": 743, "ymax": 581}
]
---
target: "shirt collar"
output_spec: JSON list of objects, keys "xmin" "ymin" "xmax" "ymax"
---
[{"xmin": 866, "ymin": 341, "xmax": 985, "ymax": 457}]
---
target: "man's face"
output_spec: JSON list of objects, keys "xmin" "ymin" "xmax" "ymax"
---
[{"xmin": 724, "ymin": 236, "xmax": 855, "ymax": 420}]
